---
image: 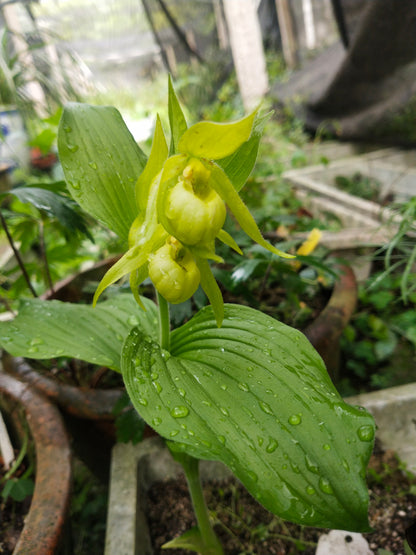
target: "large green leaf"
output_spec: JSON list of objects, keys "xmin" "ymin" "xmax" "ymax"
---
[
  {"xmin": 58, "ymin": 103, "xmax": 147, "ymax": 241},
  {"xmin": 0, "ymin": 294, "xmax": 158, "ymax": 371},
  {"xmin": 122, "ymin": 304, "xmax": 374, "ymax": 531}
]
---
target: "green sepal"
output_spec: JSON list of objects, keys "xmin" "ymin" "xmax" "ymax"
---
[
  {"xmin": 135, "ymin": 115, "xmax": 168, "ymax": 213},
  {"xmin": 217, "ymin": 229, "xmax": 243, "ymax": 255},
  {"xmin": 168, "ymin": 75, "xmax": 188, "ymax": 155},
  {"xmin": 129, "ymin": 267, "xmax": 148, "ymax": 310},
  {"xmin": 58, "ymin": 103, "xmax": 147, "ymax": 241},
  {"xmin": 208, "ymin": 162, "xmax": 294, "ymax": 259},
  {"xmin": 196, "ymin": 258, "xmax": 224, "ymax": 327},
  {"xmin": 178, "ymin": 111, "xmax": 257, "ymax": 160},
  {"xmin": 93, "ymin": 224, "xmax": 168, "ymax": 305}
]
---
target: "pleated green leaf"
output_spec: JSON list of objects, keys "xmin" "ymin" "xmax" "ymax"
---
[
  {"xmin": 0, "ymin": 294, "xmax": 158, "ymax": 371},
  {"xmin": 122, "ymin": 304, "xmax": 374, "ymax": 531},
  {"xmin": 58, "ymin": 103, "xmax": 147, "ymax": 241}
]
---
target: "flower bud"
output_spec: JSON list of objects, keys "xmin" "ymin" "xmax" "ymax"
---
[
  {"xmin": 164, "ymin": 158, "xmax": 226, "ymax": 246},
  {"xmin": 148, "ymin": 238, "xmax": 200, "ymax": 304}
]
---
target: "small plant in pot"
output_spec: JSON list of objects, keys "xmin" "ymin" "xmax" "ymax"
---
[{"xmin": 0, "ymin": 80, "xmax": 375, "ymax": 554}]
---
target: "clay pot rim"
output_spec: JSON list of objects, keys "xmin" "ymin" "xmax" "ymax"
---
[{"xmin": 0, "ymin": 371, "xmax": 72, "ymax": 554}]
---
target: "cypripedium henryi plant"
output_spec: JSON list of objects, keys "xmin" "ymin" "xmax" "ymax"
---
[
  {"xmin": 90, "ymin": 93, "xmax": 291, "ymax": 327},
  {"xmin": 0, "ymin": 79, "xmax": 375, "ymax": 555}
]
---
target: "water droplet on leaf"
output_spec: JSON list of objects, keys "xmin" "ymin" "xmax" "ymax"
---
[
  {"xmin": 171, "ymin": 406, "xmax": 189, "ymax": 418},
  {"xmin": 357, "ymin": 425, "xmax": 374, "ymax": 442},
  {"xmin": 266, "ymin": 438, "xmax": 278, "ymax": 453},
  {"xmin": 319, "ymin": 477, "xmax": 334, "ymax": 495},
  {"xmin": 288, "ymin": 414, "xmax": 302, "ymax": 426}
]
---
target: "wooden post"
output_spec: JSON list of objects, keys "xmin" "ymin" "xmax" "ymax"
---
[
  {"xmin": 275, "ymin": 0, "xmax": 297, "ymax": 68},
  {"xmin": 222, "ymin": 0, "xmax": 269, "ymax": 110}
]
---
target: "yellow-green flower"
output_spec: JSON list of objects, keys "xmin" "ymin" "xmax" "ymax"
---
[{"xmin": 93, "ymin": 110, "xmax": 293, "ymax": 326}]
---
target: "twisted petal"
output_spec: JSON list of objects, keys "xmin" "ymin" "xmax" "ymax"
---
[
  {"xmin": 93, "ymin": 224, "xmax": 168, "ymax": 305},
  {"xmin": 208, "ymin": 162, "xmax": 295, "ymax": 259}
]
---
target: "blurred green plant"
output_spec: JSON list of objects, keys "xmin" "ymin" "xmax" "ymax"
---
[
  {"xmin": 339, "ymin": 270, "xmax": 416, "ymax": 395},
  {"xmin": 0, "ymin": 176, "xmax": 95, "ymax": 308}
]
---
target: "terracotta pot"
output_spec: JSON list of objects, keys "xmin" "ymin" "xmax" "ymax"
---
[
  {"xmin": 303, "ymin": 262, "xmax": 357, "ymax": 379},
  {"xmin": 0, "ymin": 371, "xmax": 72, "ymax": 554}
]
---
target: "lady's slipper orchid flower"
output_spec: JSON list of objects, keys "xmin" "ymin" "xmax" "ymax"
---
[{"xmin": 93, "ymin": 111, "xmax": 293, "ymax": 326}]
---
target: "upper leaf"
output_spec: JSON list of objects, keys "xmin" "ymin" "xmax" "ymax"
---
[
  {"xmin": 178, "ymin": 111, "xmax": 257, "ymax": 160},
  {"xmin": 168, "ymin": 75, "xmax": 188, "ymax": 155},
  {"xmin": 0, "ymin": 294, "xmax": 158, "ymax": 371},
  {"xmin": 58, "ymin": 103, "xmax": 147, "ymax": 241},
  {"xmin": 122, "ymin": 304, "xmax": 374, "ymax": 531}
]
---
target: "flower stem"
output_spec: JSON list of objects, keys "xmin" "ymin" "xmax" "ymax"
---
[
  {"xmin": 181, "ymin": 455, "xmax": 224, "ymax": 555},
  {"xmin": 156, "ymin": 291, "xmax": 170, "ymax": 351}
]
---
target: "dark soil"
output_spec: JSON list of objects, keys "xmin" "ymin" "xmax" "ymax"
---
[
  {"xmin": 30, "ymin": 358, "xmax": 123, "ymax": 389},
  {"xmin": 147, "ymin": 440, "xmax": 416, "ymax": 555},
  {"xmin": 0, "ymin": 452, "xmax": 33, "ymax": 555}
]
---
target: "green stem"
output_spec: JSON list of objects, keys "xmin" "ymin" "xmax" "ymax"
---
[
  {"xmin": 181, "ymin": 455, "xmax": 224, "ymax": 555},
  {"xmin": 156, "ymin": 291, "xmax": 170, "ymax": 351}
]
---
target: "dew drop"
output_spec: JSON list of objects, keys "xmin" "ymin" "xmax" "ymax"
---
[
  {"xmin": 357, "ymin": 425, "xmax": 374, "ymax": 442},
  {"xmin": 28, "ymin": 346, "xmax": 38, "ymax": 354},
  {"xmin": 30, "ymin": 337, "xmax": 43, "ymax": 346},
  {"xmin": 259, "ymin": 401, "xmax": 273, "ymax": 415},
  {"xmin": 220, "ymin": 407, "xmax": 229, "ymax": 417},
  {"xmin": 266, "ymin": 438, "xmax": 279, "ymax": 453},
  {"xmin": 63, "ymin": 124, "xmax": 72, "ymax": 133},
  {"xmin": 178, "ymin": 388, "xmax": 186, "ymax": 397},
  {"xmin": 218, "ymin": 435, "xmax": 226, "ymax": 445},
  {"xmin": 66, "ymin": 143, "xmax": 79, "ymax": 152},
  {"xmin": 305, "ymin": 455, "xmax": 319, "ymax": 474},
  {"xmin": 288, "ymin": 414, "xmax": 302, "ymax": 426},
  {"xmin": 152, "ymin": 417, "xmax": 162, "ymax": 426},
  {"xmin": 201, "ymin": 439, "xmax": 212, "ymax": 448},
  {"xmin": 127, "ymin": 315, "xmax": 139, "ymax": 326},
  {"xmin": 220, "ymin": 384, "xmax": 228, "ymax": 391},
  {"xmin": 169, "ymin": 430, "xmax": 179, "ymax": 437},
  {"xmin": 247, "ymin": 471, "xmax": 258, "ymax": 483},
  {"xmin": 153, "ymin": 381, "xmax": 162, "ymax": 394},
  {"xmin": 306, "ymin": 485, "xmax": 315, "ymax": 495},
  {"xmin": 171, "ymin": 406, "xmax": 189, "ymax": 418},
  {"xmin": 88, "ymin": 161, "xmax": 98, "ymax": 170},
  {"xmin": 71, "ymin": 180, "xmax": 81, "ymax": 190},
  {"xmin": 323, "ymin": 443, "xmax": 331, "ymax": 451},
  {"xmin": 319, "ymin": 477, "xmax": 334, "ymax": 495},
  {"xmin": 138, "ymin": 397, "xmax": 148, "ymax": 406},
  {"xmin": 151, "ymin": 372, "xmax": 159, "ymax": 380},
  {"xmin": 238, "ymin": 382, "xmax": 250, "ymax": 392}
]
